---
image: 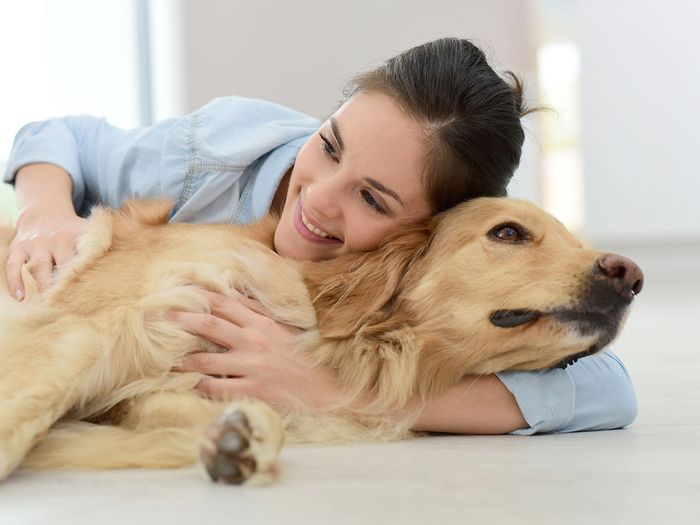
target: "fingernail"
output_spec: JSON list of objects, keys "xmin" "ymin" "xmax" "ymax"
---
[
  {"xmin": 165, "ymin": 310, "xmax": 177, "ymax": 320},
  {"xmin": 14, "ymin": 289, "xmax": 24, "ymax": 301}
]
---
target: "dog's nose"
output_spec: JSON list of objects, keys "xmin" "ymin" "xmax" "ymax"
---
[{"xmin": 596, "ymin": 254, "xmax": 644, "ymax": 299}]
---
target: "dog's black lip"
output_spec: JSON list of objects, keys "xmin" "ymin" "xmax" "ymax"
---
[
  {"xmin": 489, "ymin": 309, "xmax": 542, "ymax": 328},
  {"xmin": 491, "ymin": 306, "xmax": 624, "ymax": 329},
  {"xmin": 553, "ymin": 343, "xmax": 602, "ymax": 369}
]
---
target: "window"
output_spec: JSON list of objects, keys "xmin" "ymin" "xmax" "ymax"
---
[
  {"xmin": 0, "ymin": 0, "xmax": 150, "ymax": 218},
  {"xmin": 537, "ymin": 1, "xmax": 584, "ymax": 235}
]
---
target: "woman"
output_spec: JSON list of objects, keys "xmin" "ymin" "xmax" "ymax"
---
[{"xmin": 3, "ymin": 38, "xmax": 637, "ymax": 435}]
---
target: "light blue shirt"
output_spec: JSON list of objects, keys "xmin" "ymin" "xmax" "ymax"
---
[{"xmin": 2, "ymin": 95, "xmax": 638, "ymax": 434}]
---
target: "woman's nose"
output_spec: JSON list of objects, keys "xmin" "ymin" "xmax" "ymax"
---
[{"xmin": 306, "ymin": 174, "xmax": 343, "ymax": 219}]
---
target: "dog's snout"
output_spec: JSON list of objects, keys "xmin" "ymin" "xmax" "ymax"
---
[{"xmin": 596, "ymin": 254, "xmax": 644, "ymax": 298}]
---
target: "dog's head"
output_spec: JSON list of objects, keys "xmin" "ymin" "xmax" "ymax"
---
[
  {"xmin": 311, "ymin": 197, "xmax": 643, "ymax": 377},
  {"xmin": 409, "ymin": 197, "xmax": 643, "ymax": 373}
]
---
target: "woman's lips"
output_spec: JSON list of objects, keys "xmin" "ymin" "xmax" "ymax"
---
[{"xmin": 294, "ymin": 199, "xmax": 343, "ymax": 245}]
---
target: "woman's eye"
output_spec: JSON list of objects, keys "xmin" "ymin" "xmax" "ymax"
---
[
  {"xmin": 319, "ymin": 133, "xmax": 338, "ymax": 160},
  {"xmin": 361, "ymin": 190, "xmax": 386, "ymax": 215},
  {"xmin": 491, "ymin": 224, "xmax": 523, "ymax": 242}
]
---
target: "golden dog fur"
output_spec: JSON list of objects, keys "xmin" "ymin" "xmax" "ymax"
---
[{"xmin": 0, "ymin": 198, "xmax": 638, "ymax": 483}]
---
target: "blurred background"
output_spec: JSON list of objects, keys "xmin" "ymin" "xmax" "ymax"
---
[{"xmin": 0, "ymin": 0, "xmax": 698, "ymax": 260}]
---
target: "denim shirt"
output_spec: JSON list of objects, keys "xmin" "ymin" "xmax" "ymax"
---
[
  {"xmin": 3, "ymin": 96, "xmax": 320, "ymax": 223},
  {"xmin": 2, "ymin": 95, "xmax": 637, "ymax": 434}
]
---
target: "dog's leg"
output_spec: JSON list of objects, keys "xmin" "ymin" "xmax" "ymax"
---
[
  {"xmin": 119, "ymin": 393, "xmax": 285, "ymax": 484},
  {"xmin": 23, "ymin": 422, "xmax": 203, "ymax": 470},
  {"xmin": 122, "ymin": 393, "xmax": 286, "ymax": 484},
  {"xmin": 24, "ymin": 390, "xmax": 222, "ymax": 471},
  {"xmin": 25, "ymin": 395, "xmax": 285, "ymax": 485},
  {"xmin": 0, "ymin": 312, "xmax": 101, "ymax": 481}
]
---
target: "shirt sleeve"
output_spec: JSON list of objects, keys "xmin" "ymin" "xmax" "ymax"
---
[
  {"xmin": 2, "ymin": 97, "xmax": 319, "ymax": 223},
  {"xmin": 496, "ymin": 348, "xmax": 638, "ymax": 435},
  {"xmin": 2, "ymin": 114, "xmax": 190, "ymax": 217}
]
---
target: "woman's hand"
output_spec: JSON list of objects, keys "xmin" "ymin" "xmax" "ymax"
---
[
  {"xmin": 171, "ymin": 290, "xmax": 345, "ymax": 412},
  {"xmin": 8, "ymin": 162, "xmax": 85, "ymax": 300},
  {"xmin": 7, "ymin": 212, "xmax": 88, "ymax": 299}
]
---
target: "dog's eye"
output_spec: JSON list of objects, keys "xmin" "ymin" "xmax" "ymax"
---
[{"xmin": 490, "ymin": 224, "xmax": 524, "ymax": 242}]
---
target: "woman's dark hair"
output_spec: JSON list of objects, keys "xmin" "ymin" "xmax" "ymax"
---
[{"xmin": 344, "ymin": 37, "xmax": 532, "ymax": 213}]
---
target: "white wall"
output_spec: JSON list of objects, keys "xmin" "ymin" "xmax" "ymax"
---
[
  {"xmin": 575, "ymin": 0, "xmax": 700, "ymax": 243},
  {"xmin": 177, "ymin": 0, "xmax": 537, "ymax": 118}
]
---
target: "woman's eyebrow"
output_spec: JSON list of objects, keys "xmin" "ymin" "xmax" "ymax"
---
[
  {"xmin": 330, "ymin": 117, "xmax": 344, "ymax": 152},
  {"xmin": 364, "ymin": 178, "xmax": 406, "ymax": 210}
]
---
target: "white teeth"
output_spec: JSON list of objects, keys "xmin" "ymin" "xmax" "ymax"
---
[{"xmin": 301, "ymin": 211, "xmax": 332, "ymax": 239}]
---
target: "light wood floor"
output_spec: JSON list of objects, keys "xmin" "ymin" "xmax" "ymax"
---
[{"xmin": 1, "ymin": 242, "xmax": 698, "ymax": 525}]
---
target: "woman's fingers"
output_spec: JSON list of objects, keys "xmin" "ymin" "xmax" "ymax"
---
[
  {"xmin": 195, "ymin": 377, "xmax": 246, "ymax": 400},
  {"xmin": 6, "ymin": 241, "xmax": 80, "ymax": 300},
  {"xmin": 168, "ymin": 310, "xmax": 243, "ymax": 349},
  {"xmin": 176, "ymin": 351, "xmax": 244, "ymax": 376},
  {"xmin": 9, "ymin": 246, "xmax": 55, "ymax": 294},
  {"xmin": 232, "ymin": 290, "xmax": 268, "ymax": 316},
  {"xmin": 169, "ymin": 290, "xmax": 314, "ymax": 410},
  {"xmin": 30, "ymin": 251, "xmax": 56, "ymax": 293},
  {"xmin": 200, "ymin": 290, "xmax": 263, "ymax": 327},
  {"xmin": 6, "ymin": 214, "xmax": 88, "ymax": 300},
  {"xmin": 5, "ymin": 248, "xmax": 29, "ymax": 300}
]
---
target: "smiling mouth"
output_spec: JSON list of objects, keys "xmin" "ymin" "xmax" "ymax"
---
[
  {"xmin": 301, "ymin": 209, "xmax": 337, "ymax": 239},
  {"xmin": 294, "ymin": 199, "xmax": 343, "ymax": 245}
]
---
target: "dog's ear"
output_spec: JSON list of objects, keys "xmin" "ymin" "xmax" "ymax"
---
[{"xmin": 306, "ymin": 222, "xmax": 433, "ymax": 338}]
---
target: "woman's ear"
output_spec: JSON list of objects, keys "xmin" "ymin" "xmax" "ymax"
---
[{"xmin": 306, "ymin": 222, "xmax": 433, "ymax": 338}]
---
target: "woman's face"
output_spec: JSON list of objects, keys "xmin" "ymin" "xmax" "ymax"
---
[{"xmin": 275, "ymin": 92, "xmax": 432, "ymax": 261}]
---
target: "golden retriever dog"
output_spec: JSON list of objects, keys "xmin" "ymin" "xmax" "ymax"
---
[{"xmin": 0, "ymin": 197, "xmax": 643, "ymax": 484}]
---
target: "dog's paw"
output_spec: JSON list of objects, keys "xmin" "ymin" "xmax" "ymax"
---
[
  {"xmin": 201, "ymin": 409, "xmax": 257, "ymax": 484},
  {"xmin": 200, "ymin": 400, "xmax": 284, "ymax": 485}
]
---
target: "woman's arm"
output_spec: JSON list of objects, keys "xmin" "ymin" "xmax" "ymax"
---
[
  {"xmin": 412, "ymin": 375, "xmax": 528, "ymax": 434},
  {"xmin": 412, "ymin": 352, "xmax": 637, "ymax": 434},
  {"xmin": 496, "ymin": 349, "xmax": 637, "ymax": 434},
  {"xmin": 14, "ymin": 163, "xmax": 75, "ymax": 218}
]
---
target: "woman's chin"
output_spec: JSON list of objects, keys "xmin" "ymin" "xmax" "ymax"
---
[{"xmin": 274, "ymin": 226, "xmax": 311, "ymax": 261}]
